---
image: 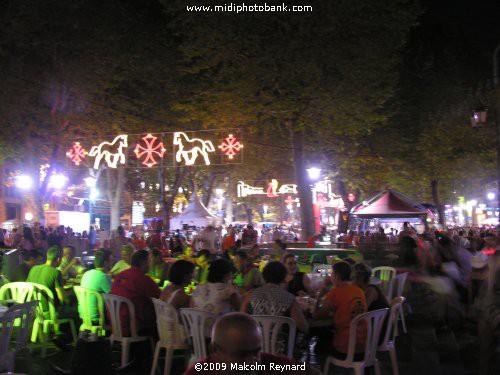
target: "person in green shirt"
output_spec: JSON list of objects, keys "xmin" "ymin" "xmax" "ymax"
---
[
  {"xmin": 27, "ymin": 246, "xmax": 65, "ymax": 307},
  {"xmin": 194, "ymin": 249, "xmax": 210, "ymax": 284},
  {"xmin": 79, "ymin": 249, "xmax": 112, "ymax": 321},
  {"xmin": 233, "ymin": 250, "xmax": 264, "ymax": 291}
]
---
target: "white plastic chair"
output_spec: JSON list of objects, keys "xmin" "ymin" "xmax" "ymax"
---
[
  {"xmin": 0, "ymin": 309, "xmax": 20, "ymax": 372},
  {"xmin": 323, "ymin": 308, "xmax": 388, "ymax": 375},
  {"xmin": 179, "ymin": 308, "xmax": 217, "ymax": 362},
  {"xmin": 74, "ymin": 286, "xmax": 106, "ymax": 338},
  {"xmin": 103, "ymin": 293, "xmax": 153, "ymax": 367},
  {"xmin": 378, "ymin": 297, "xmax": 405, "ymax": 375},
  {"xmin": 386, "ymin": 272, "xmax": 409, "ymax": 334},
  {"xmin": 150, "ymin": 298, "xmax": 189, "ymax": 375},
  {"xmin": 252, "ymin": 315, "xmax": 296, "ymax": 358},
  {"xmin": 0, "ymin": 282, "xmax": 35, "ymax": 304},
  {"xmin": 30, "ymin": 283, "xmax": 77, "ymax": 357},
  {"xmin": 372, "ymin": 267, "xmax": 396, "ymax": 297}
]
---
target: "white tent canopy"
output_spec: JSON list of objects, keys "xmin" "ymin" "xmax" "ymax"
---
[{"xmin": 170, "ymin": 192, "xmax": 222, "ymax": 229}]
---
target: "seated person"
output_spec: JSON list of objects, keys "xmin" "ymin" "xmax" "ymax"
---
[
  {"xmin": 176, "ymin": 244, "xmax": 196, "ymax": 263},
  {"xmin": 148, "ymin": 248, "xmax": 169, "ymax": 286},
  {"xmin": 247, "ymin": 244, "xmax": 260, "ymax": 262},
  {"xmin": 12, "ymin": 249, "xmax": 42, "ymax": 282},
  {"xmin": 194, "ymin": 249, "xmax": 211, "ymax": 284},
  {"xmin": 58, "ymin": 246, "xmax": 85, "ymax": 280},
  {"xmin": 111, "ymin": 250, "xmax": 161, "ymax": 336},
  {"xmin": 241, "ymin": 261, "xmax": 308, "ymax": 334},
  {"xmin": 313, "ymin": 261, "xmax": 368, "ymax": 358},
  {"xmin": 27, "ymin": 246, "xmax": 66, "ymax": 307},
  {"xmin": 233, "ymin": 250, "xmax": 264, "ymax": 292},
  {"xmin": 160, "ymin": 260, "xmax": 195, "ymax": 309},
  {"xmin": 184, "ymin": 312, "xmax": 319, "ymax": 375},
  {"xmin": 80, "ymin": 249, "xmax": 112, "ymax": 321},
  {"xmin": 109, "ymin": 244, "xmax": 134, "ymax": 277},
  {"xmin": 192, "ymin": 258, "xmax": 241, "ymax": 315},
  {"xmin": 281, "ymin": 253, "xmax": 313, "ymax": 297},
  {"xmin": 351, "ymin": 262, "xmax": 389, "ymax": 310}
]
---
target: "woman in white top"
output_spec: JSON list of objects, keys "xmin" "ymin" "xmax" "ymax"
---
[{"xmin": 192, "ymin": 258, "xmax": 241, "ymax": 315}]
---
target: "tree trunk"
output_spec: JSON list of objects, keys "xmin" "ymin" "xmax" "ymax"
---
[
  {"xmin": 289, "ymin": 123, "xmax": 315, "ymax": 241},
  {"xmin": 202, "ymin": 171, "xmax": 217, "ymax": 207},
  {"xmin": 225, "ymin": 174, "xmax": 233, "ymax": 225},
  {"xmin": 106, "ymin": 167, "xmax": 125, "ymax": 232},
  {"xmin": 161, "ymin": 166, "xmax": 187, "ymax": 230},
  {"xmin": 431, "ymin": 179, "xmax": 446, "ymax": 226}
]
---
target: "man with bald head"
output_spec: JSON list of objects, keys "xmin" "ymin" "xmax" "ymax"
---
[{"xmin": 184, "ymin": 312, "xmax": 319, "ymax": 375}]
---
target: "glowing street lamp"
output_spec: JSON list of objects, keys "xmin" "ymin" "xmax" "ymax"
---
[
  {"xmin": 306, "ymin": 167, "xmax": 322, "ymax": 180},
  {"xmin": 48, "ymin": 174, "xmax": 68, "ymax": 190},
  {"xmin": 15, "ymin": 175, "xmax": 33, "ymax": 190}
]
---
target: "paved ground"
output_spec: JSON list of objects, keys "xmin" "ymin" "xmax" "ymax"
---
[{"xmin": 22, "ymin": 316, "xmax": 499, "ymax": 375}]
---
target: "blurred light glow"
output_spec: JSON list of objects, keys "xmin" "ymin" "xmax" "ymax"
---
[
  {"xmin": 15, "ymin": 175, "xmax": 33, "ymax": 190},
  {"xmin": 48, "ymin": 174, "xmax": 67, "ymax": 189},
  {"xmin": 306, "ymin": 167, "xmax": 321, "ymax": 180},
  {"xmin": 84, "ymin": 177, "xmax": 97, "ymax": 188},
  {"xmin": 487, "ymin": 192, "xmax": 495, "ymax": 200},
  {"xmin": 89, "ymin": 188, "xmax": 99, "ymax": 201},
  {"xmin": 24, "ymin": 212, "xmax": 33, "ymax": 221}
]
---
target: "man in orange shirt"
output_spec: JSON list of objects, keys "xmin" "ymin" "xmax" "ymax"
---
[{"xmin": 313, "ymin": 261, "xmax": 367, "ymax": 357}]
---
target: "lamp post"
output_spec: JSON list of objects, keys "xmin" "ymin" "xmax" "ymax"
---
[{"xmin": 471, "ymin": 43, "xmax": 500, "ymax": 224}]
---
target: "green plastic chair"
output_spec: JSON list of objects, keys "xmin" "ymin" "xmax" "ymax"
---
[
  {"xmin": 0, "ymin": 282, "xmax": 34, "ymax": 304},
  {"xmin": 29, "ymin": 282, "xmax": 77, "ymax": 357},
  {"xmin": 74, "ymin": 286, "xmax": 106, "ymax": 338}
]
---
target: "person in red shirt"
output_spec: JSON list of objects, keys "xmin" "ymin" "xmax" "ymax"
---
[
  {"xmin": 313, "ymin": 261, "xmax": 367, "ymax": 357},
  {"xmin": 222, "ymin": 228, "xmax": 236, "ymax": 254},
  {"xmin": 110, "ymin": 249, "xmax": 161, "ymax": 336},
  {"xmin": 183, "ymin": 312, "xmax": 319, "ymax": 375}
]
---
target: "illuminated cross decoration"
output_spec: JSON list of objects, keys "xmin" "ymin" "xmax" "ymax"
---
[
  {"xmin": 134, "ymin": 133, "xmax": 167, "ymax": 168},
  {"xmin": 218, "ymin": 134, "xmax": 243, "ymax": 159},
  {"xmin": 66, "ymin": 142, "xmax": 88, "ymax": 166}
]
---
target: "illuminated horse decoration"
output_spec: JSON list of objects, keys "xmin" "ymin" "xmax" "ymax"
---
[
  {"xmin": 173, "ymin": 132, "xmax": 215, "ymax": 165},
  {"xmin": 89, "ymin": 135, "xmax": 128, "ymax": 169}
]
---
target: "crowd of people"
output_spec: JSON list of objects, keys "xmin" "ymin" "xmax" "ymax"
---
[{"xmin": 0, "ymin": 220, "xmax": 499, "ymax": 373}]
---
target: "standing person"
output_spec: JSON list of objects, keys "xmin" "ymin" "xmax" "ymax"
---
[
  {"xmin": 313, "ymin": 261, "xmax": 368, "ymax": 358},
  {"xmin": 196, "ymin": 226, "xmax": 218, "ymax": 256},
  {"xmin": 222, "ymin": 227, "xmax": 236, "ymax": 257},
  {"xmin": 241, "ymin": 224, "xmax": 257, "ymax": 246},
  {"xmin": 110, "ymin": 250, "xmax": 160, "ymax": 336},
  {"xmin": 88, "ymin": 225, "xmax": 97, "ymax": 250},
  {"xmin": 20, "ymin": 226, "xmax": 35, "ymax": 251}
]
